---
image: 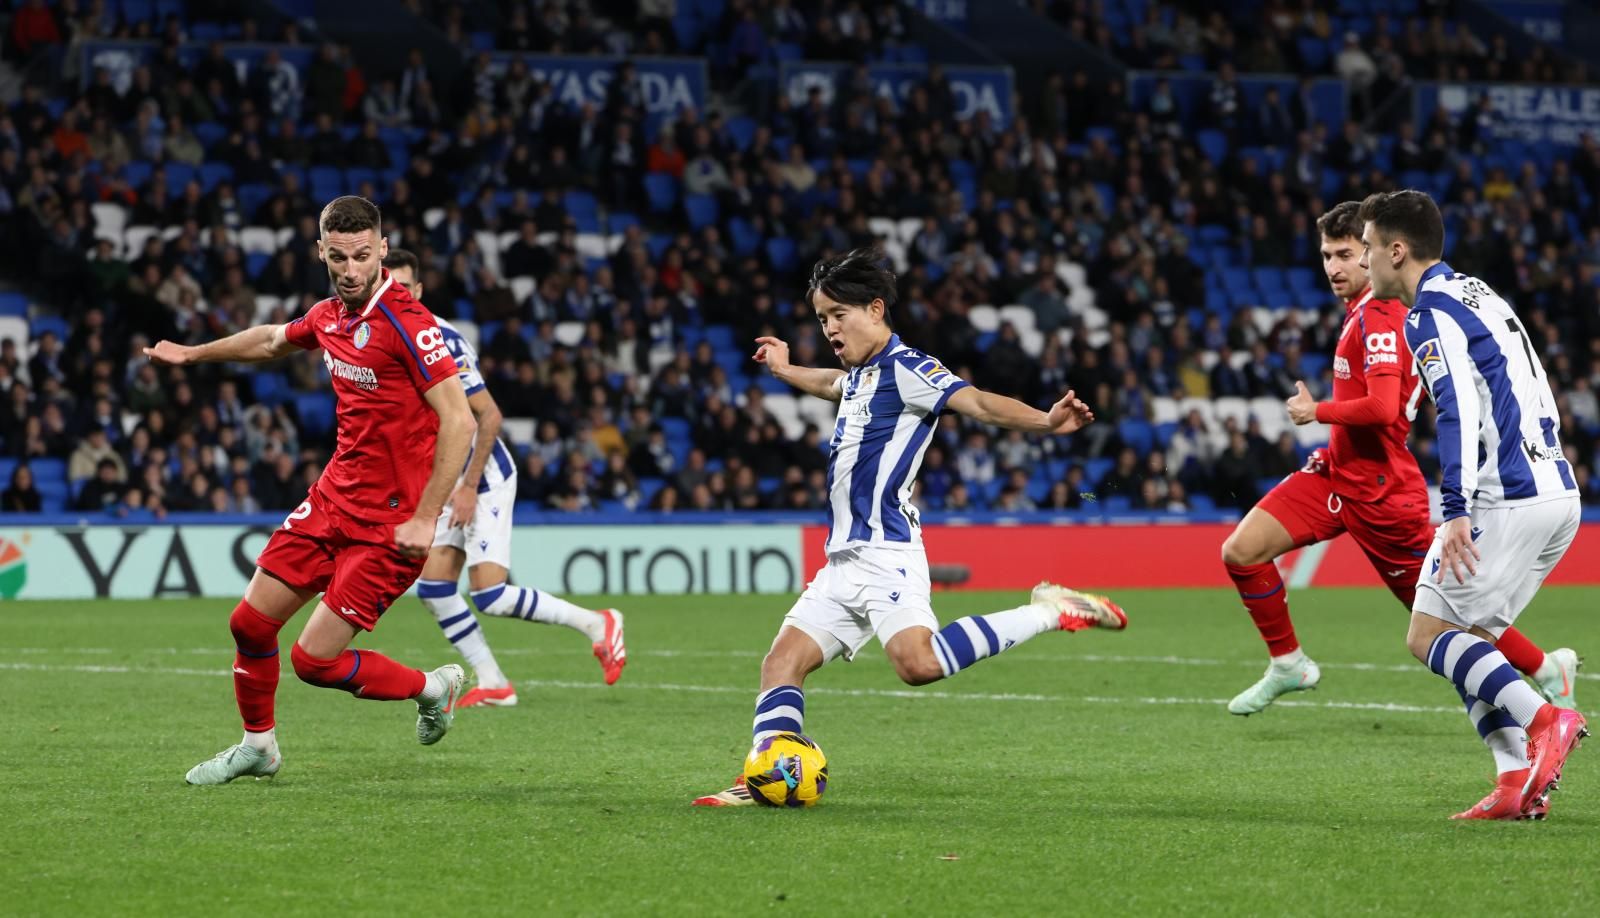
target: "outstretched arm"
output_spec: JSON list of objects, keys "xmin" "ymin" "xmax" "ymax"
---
[
  {"xmin": 753, "ymin": 336, "xmax": 845, "ymax": 402},
  {"xmin": 945, "ymin": 386, "xmax": 1095, "ymax": 434},
  {"xmin": 144, "ymin": 324, "xmax": 299, "ymax": 365},
  {"xmin": 1285, "ymin": 376, "xmax": 1403, "ymax": 427}
]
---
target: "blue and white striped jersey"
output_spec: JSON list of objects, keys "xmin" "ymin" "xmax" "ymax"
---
[
  {"xmin": 436, "ymin": 317, "xmax": 517, "ymax": 493},
  {"xmin": 1403, "ymin": 262, "xmax": 1577, "ymax": 520},
  {"xmin": 824, "ymin": 334, "xmax": 969, "ymax": 555}
]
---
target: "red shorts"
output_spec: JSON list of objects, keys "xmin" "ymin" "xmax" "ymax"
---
[
  {"xmin": 255, "ymin": 488, "xmax": 424, "ymax": 631},
  {"xmin": 1256, "ymin": 469, "xmax": 1432, "ymax": 604}
]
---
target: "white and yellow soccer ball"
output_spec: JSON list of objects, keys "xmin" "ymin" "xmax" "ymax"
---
[{"xmin": 743, "ymin": 733, "xmax": 829, "ymax": 807}]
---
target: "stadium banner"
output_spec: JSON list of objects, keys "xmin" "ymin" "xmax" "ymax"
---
[
  {"xmin": 903, "ymin": 0, "xmax": 970, "ymax": 30},
  {"xmin": 1126, "ymin": 71, "xmax": 1348, "ymax": 135},
  {"xmin": 79, "ymin": 41, "xmax": 315, "ymax": 92},
  {"xmin": 0, "ymin": 524, "xmax": 803, "ymax": 600},
  {"xmin": 778, "ymin": 61, "xmax": 1014, "ymax": 127},
  {"xmin": 1415, "ymin": 81, "xmax": 1600, "ymax": 147},
  {"xmin": 800, "ymin": 523, "xmax": 1600, "ymax": 591},
  {"xmin": 1482, "ymin": 0, "xmax": 1566, "ymax": 44},
  {"xmin": 486, "ymin": 54, "xmax": 707, "ymax": 117}
]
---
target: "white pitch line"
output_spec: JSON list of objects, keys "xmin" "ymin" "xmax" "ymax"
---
[{"xmin": 0, "ymin": 661, "xmax": 1465, "ymax": 715}]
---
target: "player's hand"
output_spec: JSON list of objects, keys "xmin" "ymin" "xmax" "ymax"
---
[
  {"xmin": 753, "ymin": 336, "xmax": 790, "ymax": 375},
  {"xmin": 446, "ymin": 483, "xmax": 476, "ymax": 529},
  {"xmin": 1046, "ymin": 389, "xmax": 1095, "ymax": 434},
  {"xmin": 1435, "ymin": 516, "xmax": 1481, "ymax": 585},
  {"xmin": 1286, "ymin": 380, "xmax": 1317, "ymax": 425},
  {"xmin": 144, "ymin": 340, "xmax": 194, "ymax": 366},
  {"xmin": 393, "ymin": 516, "xmax": 434, "ymax": 560}
]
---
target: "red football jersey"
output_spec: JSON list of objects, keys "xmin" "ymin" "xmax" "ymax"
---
[
  {"xmin": 283, "ymin": 270, "xmax": 459, "ymax": 523},
  {"xmin": 1326, "ymin": 286, "xmax": 1427, "ymax": 503}
]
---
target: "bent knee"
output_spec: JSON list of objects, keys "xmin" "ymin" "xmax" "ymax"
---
[
  {"xmin": 892, "ymin": 655, "xmax": 946, "ymax": 686},
  {"xmin": 289, "ymin": 642, "xmax": 350, "ymax": 687},
  {"xmin": 1221, "ymin": 531, "xmax": 1270, "ymax": 567}
]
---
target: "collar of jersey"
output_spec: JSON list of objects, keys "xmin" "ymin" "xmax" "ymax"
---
[
  {"xmin": 1345, "ymin": 285, "xmax": 1374, "ymax": 312},
  {"xmin": 1416, "ymin": 261, "xmax": 1455, "ymax": 298},
  {"xmin": 338, "ymin": 270, "xmax": 395, "ymax": 319},
  {"xmin": 856, "ymin": 333, "xmax": 901, "ymax": 371}
]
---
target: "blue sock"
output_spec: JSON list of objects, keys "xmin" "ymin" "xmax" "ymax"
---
[
  {"xmin": 930, "ymin": 604, "xmax": 1055, "ymax": 678},
  {"xmin": 1455, "ymin": 685, "xmax": 1530, "ymax": 774},
  {"xmin": 1428, "ymin": 630, "xmax": 1546, "ymax": 727},
  {"xmin": 752, "ymin": 685, "xmax": 804, "ymax": 745}
]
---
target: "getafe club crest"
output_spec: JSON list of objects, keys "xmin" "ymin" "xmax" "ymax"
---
[{"xmin": 353, "ymin": 322, "xmax": 371, "ymax": 349}]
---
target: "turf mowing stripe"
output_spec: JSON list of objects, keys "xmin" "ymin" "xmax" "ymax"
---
[{"xmin": 0, "ymin": 661, "xmax": 1467, "ymax": 714}]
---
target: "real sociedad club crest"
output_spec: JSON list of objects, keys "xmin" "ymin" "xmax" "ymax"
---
[{"xmin": 353, "ymin": 322, "xmax": 371, "ymax": 349}]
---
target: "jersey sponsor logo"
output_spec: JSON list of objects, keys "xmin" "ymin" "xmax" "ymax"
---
[
  {"xmin": 1365, "ymin": 331, "xmax": 1399, "ymax": 366},
  {"xmin": 911, "ymin": 356, "xmax": 957, "ymax": 389},
  {"xmin": 415, "ymin": 327, "xmax": 444, "ymax": 352},
  {"xmin": 325, "ymin": 353, "xmax": 379, "ymax": 390},
  {"xmin": 324, "ymin": 322, "xmax": 338, "ymax": 332},
  {"xmin": 1414, "ymin": 338, "xmax": 1448, "ymax": 384},
  {"xmin": 1523, "ymin": 439, "xmax": 1562, "ymax": 463},
  {"xmin": 338, "ymin": 607, "xmax": 362, "ymax": 620},
  {"xmin": 1333, "ymin": 355, "xmax": 1351, "ymax": 379},
  {"xmin": 353, "ymin": 322, "xmax": 371, "ymax": 349}
]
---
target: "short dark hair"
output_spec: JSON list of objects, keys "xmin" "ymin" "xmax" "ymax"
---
[
  {"xmin": 1316, "ymin": 200, "xmax": 1362, "ymax": 242},
  {"xmin": 805, "ymin": 247, "xmax": 898, "ymax": 314},
  {"xmin": 319, "ymin": 195, "xmax": 382, "ymax": 236},
  {"xmin": 1357, "ymin": 190, "xmax": 1444, "ymax": 261},
  {"xmin": 382, "ymin": 247, "xmax": 419, "ymax": 274}
]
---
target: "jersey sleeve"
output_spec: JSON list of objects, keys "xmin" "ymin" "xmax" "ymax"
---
[
  {"xmin": 890, "ymin": 351, "xmax": 970, "ymax": 415},
  {"xmin": 1405, "ymin": 303, "xmax": 1479, "ymax": 520},
  {"xmin": 282, "ymin": 303, "xmax": 324, "ymax": 350},
  {"xmin": 374, "ymin": 300, "xmax": 458, "ymax": 393},
  {"xmin": 1359, "ymin": 301, "xmax": 1405, "ymax": 379}
]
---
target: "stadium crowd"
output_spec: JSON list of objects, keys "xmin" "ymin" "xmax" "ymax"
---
[{"xmin": 4, "ymin": 0, "xmax": 1600, "ymax": 520}]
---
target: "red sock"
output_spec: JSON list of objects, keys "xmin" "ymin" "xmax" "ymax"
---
[
  {"xmin": 230, "ymin": 601, "xmax": 284, "ymax": 732},
  {"xmin": 1495, "ymin": 627, "xmax": 1546, "ymax": 676},
  {"xmin": 1225, "ymin": 562, "xmax": 1298, "ymax": 656},
  {"xmin": 290, "ymin": 643, "xmax": 426, "ymax": 701}
]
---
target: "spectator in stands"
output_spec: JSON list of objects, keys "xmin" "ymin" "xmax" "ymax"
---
[
  {"xmin": 74, "ymin": 456, "xmax": 125, "ymax": 512},
  {"xmin": 2, "ymin": 462, "xmax": 41, "ymax": 512}
]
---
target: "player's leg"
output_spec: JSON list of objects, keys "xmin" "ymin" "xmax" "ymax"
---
[
  {"xmin": 1220, "ymin": 473, "xmax": 1339, "ymax": 714},
  {"xmin": 417, "ymin": 535, "xmax": 515, "ymax": 707},
  {"xmin": 468, "ymin": 549, "xmax": 625, "ymax": 684},
  {"xmin": 1349, "ymin": 499, "xmax": 1578, "ymax": 706},
  {"xmin": 185, "ymin": 568, "xmax": 319, "ymax": 786},
  {"xmin": 1408, "ymin": 503, "xmax": 1586, "ymax": 819},
  {"xmin": 880, "ymin": 591, "xmax": 1126, "ymax": 686}
]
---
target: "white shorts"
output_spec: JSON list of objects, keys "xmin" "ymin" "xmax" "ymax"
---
[
  {"xmin": 1413, "ymin": 497, "xmax": 1580, "ymax": 637},
  {"xmin": 431, "ymin": 478, "xmax": 516, "ymax": 570},
  {"xmin": 783, "ymin": 546, "xmax": 937, "ymax": 663}
]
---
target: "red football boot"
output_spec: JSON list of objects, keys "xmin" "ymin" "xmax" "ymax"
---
[
  {"xmin": 691, "ymin": 774, "xmax": 754, "ymax": 807},
  {"xmin": 1451, "ymin": 769, "xmax": 1530, "ymax": 821},
  {"xmin": 1522, "ymin": 706, "xmax": 1588, "ymax": 814},
  {"xmin": 593, "ymin": 608, "xmax": 627, "ymax": 685}
]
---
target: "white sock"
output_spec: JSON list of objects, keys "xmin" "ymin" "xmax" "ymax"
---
[
  {"xmin": 930, "ymin": 604, "xmax": 1057, "ymax": 678},
  {"xmin": 418, "ymin": 580, "xmax": 506, "ymax": 682},
  {"xmin": 473, "ymin": 582, "xmax": 604, "ymax": 642},
  {"xmin": 1271, "ymin": 648, "xmax": 1308, "ymax": 667},
  {"xmin": 242, "ymin": 728, "xmax": 276, "ymax": 752},
  {"xmin": 418, "ymin": 670, "xmax": 447, "ymax": 704}
]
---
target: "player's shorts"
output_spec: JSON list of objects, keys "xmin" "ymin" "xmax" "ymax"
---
[
  {"xmin": 1256, "ymin": 469, "xmax": 1432, "ymax": 602},
  {"xmin": 255, "ymin": 487, "xmax": 424, "ymax": 632},
  {"xmin": 783, "ymin": 545, "xmax": 938, "ymax": 663},
  {"xmin": 1413, "ymin": 497, "xmax": 1581, "ymax": 637},
  {"xmin": 431, "ymin": 476, "xmax": 515, "ymax": 570}
]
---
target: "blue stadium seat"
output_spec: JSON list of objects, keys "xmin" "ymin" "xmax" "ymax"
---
[
  {"xmin": 121, "ymin": 0, "xmax": 155, "ymax": 24},
  {"xmin": 644, "ymin": 173, "xmax": 679, "ymax": 214},
  {"xmin": 563, "ymin": 190, "xmax": 600, "ymax": 232},
  {"xmin": 193, "ymin": 121, "xmax": 227, "ymax": 151},
  {"xmin": 1264, "ymin": 289, "xmax": 1299, "ymax": 310},
  {"xmin": 198, "ymin": 162, "xmax": 233, "ymax": 191},
  {"xmin": 0, "ymin": 291, "xmax": 27, "ymax": 317},
  {"xmin": 1252, "ymin": 267, "xmax": 1285, "ymax": 292},
  {"xmin": 251, "ymin": 372, "xmax": 292, "ymax": 406},
  {"xmin": 164, "ymin": 162, "xmax": 196, "ymax": 191},
  {"xmin": 728, "ymin": 217, "xmax": 761, "ymax": 256},
  {"xmin": 308, "ymin": 165, "xmax": 343, "ymax": 200},
  {"xmin": 726, "ymin": 116, "xmax": 757, "ymax": 151},
  {"xmin": 1296, "ymin": 36, "xmax": 1331, "ymax": 72},
  {"xmin": 1188, "ymin": 494, "xmax": 1218, "ymax": 512},
  {"xmin": 344, "ymin": 167, "xmax": 377, "ymax": 191},
  {"xmin": 1118, "ymin": 419, "xmax": 1154, "ymax": 455},
  {"xmin": 1101, "ymin": 495, "xmax": 1134, "ymax": 514},
  {"xmin": 30, "ymin": 315, "xmax": 70, "ymax": 342},
  {"xmin": 1220, "ymin": 267, "xmax": 1254, "ymax": 294},
  {"xmin": 638, "ymin": 476, "xmax": 665, "ymax": 505},
  {"xmin": 765, "ymin": 237, "xmax": 797, "ymax": 273},
  {"xmin": 1196, "ymin": 129, "xmax": 1229, "ymax": 166},
  {"xmin": 605, "ymin": 210, "xmax": 639, "ymax": 234},
  {"xmin": 683, "ymin": 193, "xmax": 719, "ymax": 230},
  {"xmin": 1287, "ymin": 267, "xmax": 1319, "ymax": 293},
  {"xmin": 294, "ymin": 393, "xmax": 337, "ymax": 438},
  {"xmin": 30, "ymin": 457, "xmax": 66, "ymax": 487},
  {"xmin": 238, "ymin": 183, "xmax": 272, "ymax": 219},
  {"xmin": 703, "ymin": 326, "xmax": 736, "ymax": 351},
  {"xmin": 245, "ymin": 252, "xmax": 270, "ymax": 279},
  {"xmin": 646, "ymin": 234, "xmax": 673, "ymax": 262}
]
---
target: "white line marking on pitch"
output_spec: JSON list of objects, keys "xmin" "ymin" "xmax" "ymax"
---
[{"xmin": 0, "ymin": 661, "xmax": 1465, "ymax": 715}]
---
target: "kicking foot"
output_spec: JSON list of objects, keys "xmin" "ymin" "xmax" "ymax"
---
[
  {"xmin": 1534, "ymin": 648, "xmax": 1581, "ymax": 711},
  {"xmin": 691, "ymin": 774, "xmax": 755, "ymax": 807},
  {"xmin": 185, "ymin": 743, "xmax": 281, "ymax": 785},
  {"xmin": 1523, "ymin": 706, "xmax": 1588, "ymax": 813},
  {"xmin": 416, "ymin": 664, "xmax": 465, "ymax": 745},
  {"xmin": 1227, "ymin": 657, "xmax": 1321, "ymax": 716},
  {"xmin": 1451, "ymin": 769, "xmax": 1530, "ymax": 821},
  {"xmin": 1031, "ymin": 581, "xmax": 1128, "ymax": 631},
  {"xmin": 593, "ymin": 608, "xmax": 626, "ymax": 685},
  {"xmin": 453, "ymin": 682, "xmax": 518, "ymax": 710}
]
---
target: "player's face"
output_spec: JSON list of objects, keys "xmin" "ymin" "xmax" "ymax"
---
[
  {"xmin": 1358, "ymin": 221, "xmax": 1400, "ymax": 300},
  {"xmin": 387, "ymin": 263, "xmax": 422, "ymax": 301},
  {"xmin": 319, "ymin": 229, "xmax": 388, "ymax": 308},
  {"xmin": 1319, "ymin": 235, "xmax": 1368, "ymax": 300},
  {"xmin": 814, "ymin": 290, "xmax": 888, "ymax": 368}
]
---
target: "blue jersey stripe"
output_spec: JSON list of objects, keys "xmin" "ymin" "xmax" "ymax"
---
[
  {"xmin": 846, "ymin": 381, "xmax": 906, "ymax": 543},
  {"xmin": 880, "ymin": 411, "xmax": 938, "ymax": 543},
  {"xmin": 375, "ymin": 301, "xmax": 433, "ymax": 380},
  {"xmin": 1407, "ymin": 309, "xmax": 1467, "ymax": 517}
]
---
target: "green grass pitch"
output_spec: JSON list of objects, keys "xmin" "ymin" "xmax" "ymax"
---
[{"xmin": 3, "ymin": 586, "xmax": 1598, "ymax": 915}]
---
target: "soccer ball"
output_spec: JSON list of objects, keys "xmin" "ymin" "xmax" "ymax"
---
[{"xmin": 743, "ymin": 732, "xmax": 829, "ymax": 807}]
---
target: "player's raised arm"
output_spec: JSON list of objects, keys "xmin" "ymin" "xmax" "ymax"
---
[
  {"xmin": 945, "ymin": 386, "xmax": 1095, "ymax": 435},
  {"xmin": 754, "ymin": 335, "xmax": 846, "ymax": 401},
  {"xmin": 395, "ymin": 375, "xmax": 477, "ymax": 558},
  {"xmin": 144, "ymin": 323, "xmax": 302, "ymax": 365}
]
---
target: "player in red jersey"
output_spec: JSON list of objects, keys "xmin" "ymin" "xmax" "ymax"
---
[
  {"xmin": 146, "ymin": 196, "xmax": 480, "ymax": 784},
  {"xmin": 1219, "ymin": 201, "xmax": 1578, "ymax": 716}
]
